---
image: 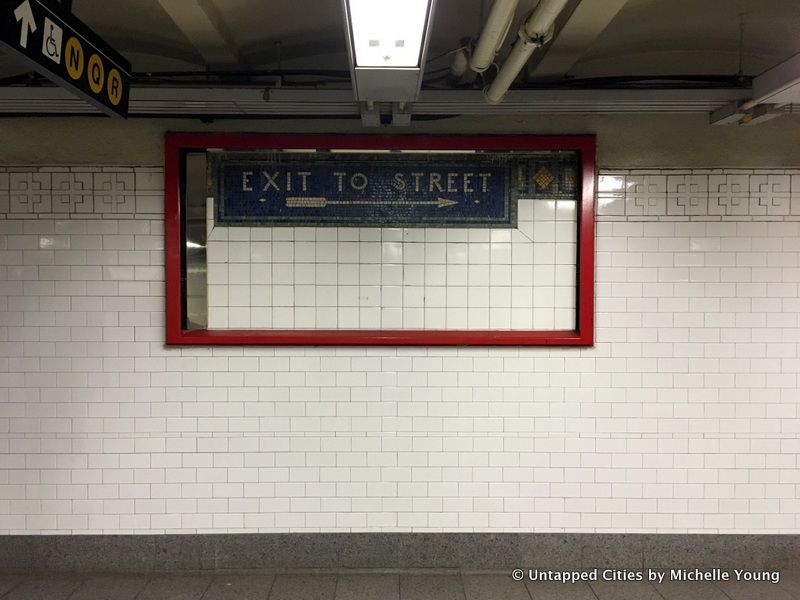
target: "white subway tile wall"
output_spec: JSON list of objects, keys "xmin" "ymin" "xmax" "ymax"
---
[
  {"xmin": 206, "ymin": 199, "xmax": 578, "ymax": 331},
  {"xmin": 0, "ymin": 166, "xmax": 799, "ymax": 534}
]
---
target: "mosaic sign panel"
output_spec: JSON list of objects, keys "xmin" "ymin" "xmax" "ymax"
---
[{"xmin": 212, "ymin": 151, "xmax": 578, "ymax": 228}]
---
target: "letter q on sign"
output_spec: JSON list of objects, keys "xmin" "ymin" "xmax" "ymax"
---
[{"xmin": 87, "ymin": 54, "xmax": 104, "ymax": 94}]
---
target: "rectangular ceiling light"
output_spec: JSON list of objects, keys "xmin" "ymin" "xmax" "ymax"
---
[
  {"xmin": 343, "ymin": 0, "xmax": 436, "ymax": 103},
  {"xmin": 347, "ymin": 0, "xmax": 431, "ymax": 67}
]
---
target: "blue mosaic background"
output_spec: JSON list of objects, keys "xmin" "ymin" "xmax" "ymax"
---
[{"xmin": 214, "ymin": 152, "xmax": 578, "ymax": 228}]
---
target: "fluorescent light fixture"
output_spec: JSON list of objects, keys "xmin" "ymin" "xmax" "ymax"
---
[
  {"xmin": 346, "ymin": 0, "xmax": 431, "ymax": 67},
  {"xmin": 342, "ymin": 0, "xmax": 436, "ymax": 103}
]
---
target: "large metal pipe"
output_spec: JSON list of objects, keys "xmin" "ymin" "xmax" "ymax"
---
[
  {"xmin": 484, "ymin": 0, "xmax": 570, "ymax": 104},
  {"xmin": 469, "ymin": 0, "xmax": 520, "ymax": 73}
]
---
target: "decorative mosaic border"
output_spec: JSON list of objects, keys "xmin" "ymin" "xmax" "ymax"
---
[
  {"xmin": 598, "ymin": 169, "xmax": 800, "ymax": 220},
  {"xmin": 3, "ymin": 167, "xmax": 800, "ymax": 220}
]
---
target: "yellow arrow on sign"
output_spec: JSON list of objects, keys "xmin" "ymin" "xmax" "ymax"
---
[{"xmin": 285, "ymin": 197, "xmax": 458, "ymax": 209}]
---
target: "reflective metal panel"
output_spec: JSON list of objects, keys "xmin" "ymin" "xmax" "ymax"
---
[{"xmin": 185, "ymin": 152, "xmax": 208, "ymax": 329}]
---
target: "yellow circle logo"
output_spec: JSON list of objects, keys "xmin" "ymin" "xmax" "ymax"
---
[
  {"xmin": 107, "ymin": 68, "xmax": 123, "ymax": 106},
  {"xmin": 65, "ymin": 38, "xmax": 84, "ymax": 81},
  {"xmin": 87, "ymin": 54, "xmax": 104, "ymax": 94}
]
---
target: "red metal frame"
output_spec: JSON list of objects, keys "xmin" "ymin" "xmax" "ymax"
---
[{"xmin": 165, "ymin": 133, "xmax": 596, "ymax": 346}]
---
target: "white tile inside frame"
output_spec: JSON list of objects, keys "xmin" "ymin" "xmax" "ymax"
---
[{"xmin": 206, "ymin": 198, "xmax": 578, "ymax": 330}]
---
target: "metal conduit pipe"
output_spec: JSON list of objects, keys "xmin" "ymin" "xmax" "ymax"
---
[
  {"xmin": 484, "ymin": 0, "xmax": 570, "ymax": 104},
  {"xmin": 469, "ymin": 0, "xmax": 520, "ymax": 73}
]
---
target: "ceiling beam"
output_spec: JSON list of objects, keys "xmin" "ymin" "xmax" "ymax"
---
[
  {"xmin": 156, "ymin": 0, "xmax": 244, "ymax": 69},
  {"xmin": 527, "ymin": 0, "xmax": 629, "ymax": 80},
  {"xmin": 751, "ymin": 52, "xmax": 800, "ymax": 106},
  {"xmin": 0, "ymin": 85, "xmax": 755, "ymax": 117}
]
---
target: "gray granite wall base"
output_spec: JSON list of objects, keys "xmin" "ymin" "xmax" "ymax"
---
[{"xmin": 0, "ymin": 534, "xmax": 797, "ymax": 573}]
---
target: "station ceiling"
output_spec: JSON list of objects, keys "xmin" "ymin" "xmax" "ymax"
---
[{"xmin": 1, "ymin": 0, "xmax": 799, "ymax": 120}]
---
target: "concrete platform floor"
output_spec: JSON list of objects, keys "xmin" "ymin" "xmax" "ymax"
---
[{"xmin": 0, "ymin": 569, "xmax": 799, "ymax": 599}]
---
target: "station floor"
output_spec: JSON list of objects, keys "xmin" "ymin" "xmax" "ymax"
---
[{"xmin": 0, "ymin": 570, "xmax": 799, "ymax": 600}]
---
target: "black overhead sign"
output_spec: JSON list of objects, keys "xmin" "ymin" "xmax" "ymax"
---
[{"xmin": 0, "ymin": 0, "xmax": 131, "ymax": 117}]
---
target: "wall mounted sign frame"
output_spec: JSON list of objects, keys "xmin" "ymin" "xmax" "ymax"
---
[{"xmin": 165, "ymin": 133, "xmax": 596, "ymax": 346}]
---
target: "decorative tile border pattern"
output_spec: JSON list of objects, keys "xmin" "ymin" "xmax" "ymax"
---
[
  {"xmin": 598, "ymin": 169, "xmax": 800, "ymax": 220},
  {"xmin": 3, "ymin": 167, "xmax": 800, "ymax": 220},
  {"xmin": 0, "ymin": 167, "xmax": 162, "ymax": 217}
]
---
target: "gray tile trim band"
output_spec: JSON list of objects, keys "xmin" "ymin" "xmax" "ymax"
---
[{"xmin": 0, "ymin": 534, "xmax": 797, "ymax": 573}]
